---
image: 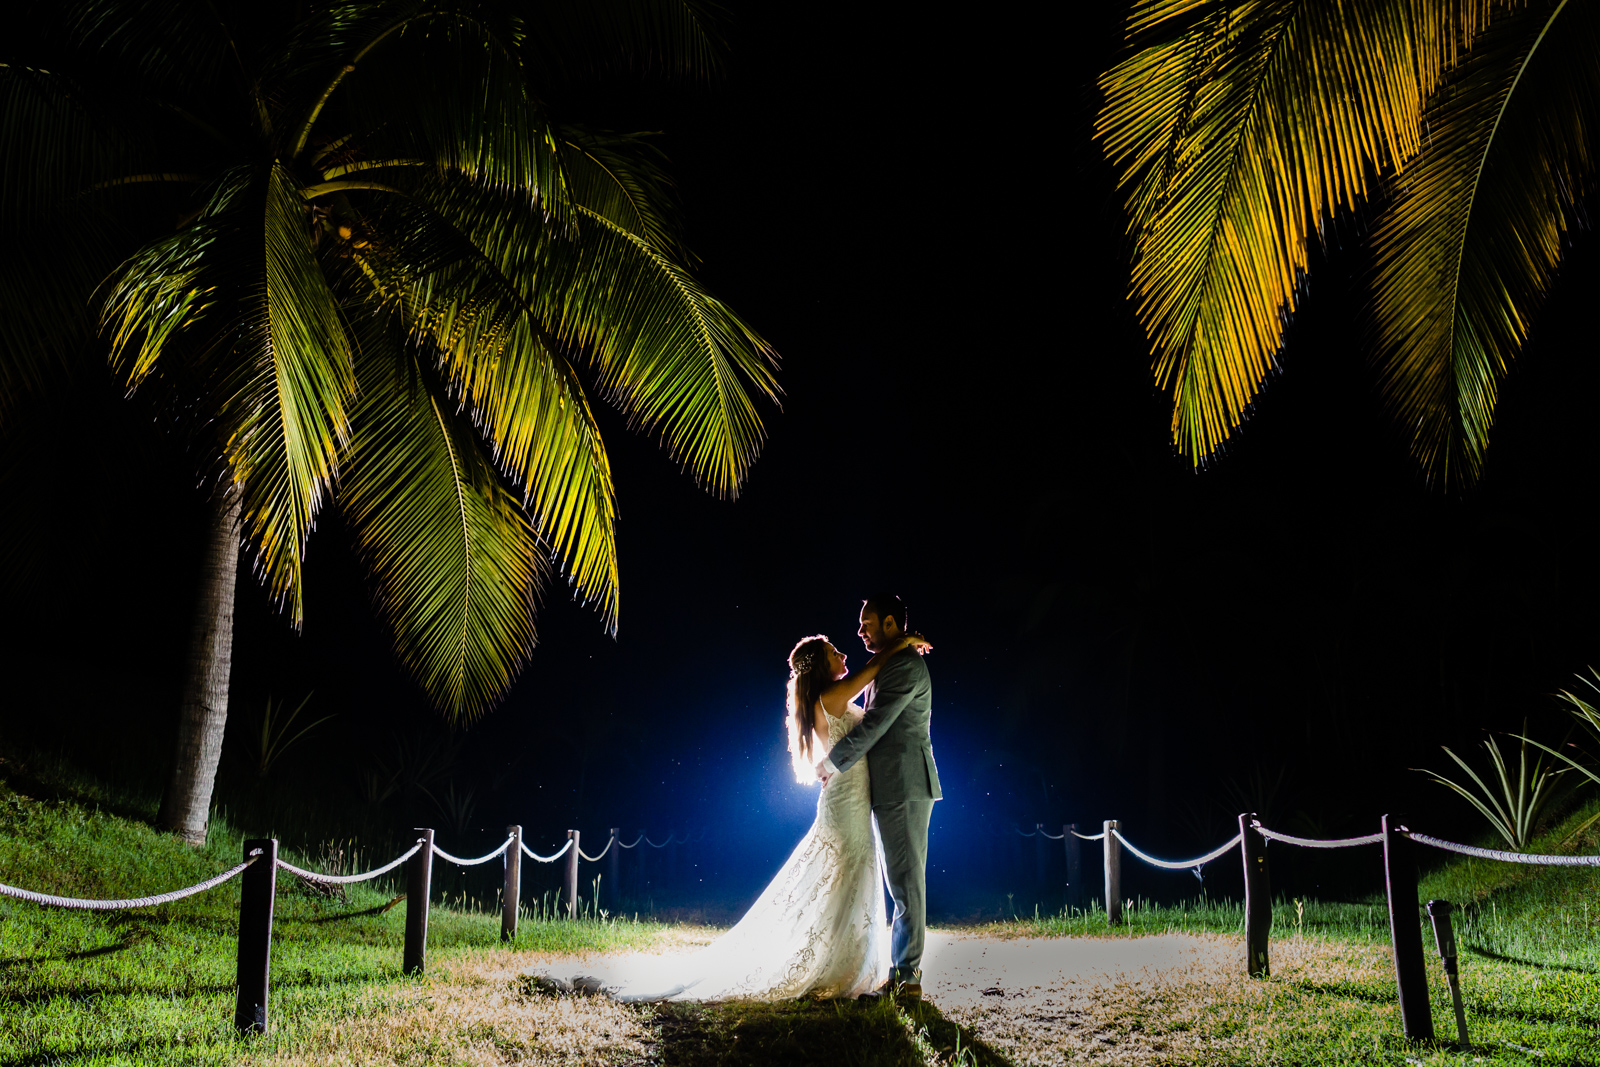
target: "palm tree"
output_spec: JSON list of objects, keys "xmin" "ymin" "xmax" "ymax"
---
[
  {"xmin": 1097, "ymin": 0, "xmax": 1598, "ymax": 488},
  {"xmin": 1, "ymin": 0, "xmax": 778, "ymax": 843}
]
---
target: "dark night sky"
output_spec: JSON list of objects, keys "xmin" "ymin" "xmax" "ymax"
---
[{"xmin": 5, "ymin": 3, "xmax": 1600, "ymax": 917}]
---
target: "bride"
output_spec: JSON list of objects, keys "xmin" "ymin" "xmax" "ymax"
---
[{"xmin": 538, "ymin": 630, "xmax": 929, "ymax": 1002}]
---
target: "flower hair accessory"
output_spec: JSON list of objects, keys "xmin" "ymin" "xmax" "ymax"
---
[{"xmin": 790, "ymin": 648, "xmax": 820, "ymax": 676}]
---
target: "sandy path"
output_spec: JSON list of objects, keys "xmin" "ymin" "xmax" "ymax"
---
[
  {"xmin": 533, "ymin": 928, "xmax": 1251, "ymax": 1065},
  {"xmin": 516, "ymin": 928, "xmax": 1256, "ymax": 1065},
  {"xmin": 921, "ymin": 930, "xmax": 1245, "ymax": 1065}
]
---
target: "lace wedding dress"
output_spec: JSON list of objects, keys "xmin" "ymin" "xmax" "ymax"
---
[{"xmin": 541, "ymin": 705, "xmax": 890, "ymax": 1002}]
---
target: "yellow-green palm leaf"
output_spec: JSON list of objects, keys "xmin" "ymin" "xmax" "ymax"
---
[
  {"xmin": 1369, "ymin": 0, "xmax": 1600, "ymax": 487},
  {"xmin": 348, "ymin": 186, "xmax": 622, "ymax": 627},
  {"xmin": 1098, "ymin": 0, "xmax": 1488, "ymax": 462},
  {"xmin": 7, "ymin": 0, "xmax": 775, "ymax": 722},
  {"xmin": 342, "ymin": 322, "xmax": 545, "ymax": 719}
]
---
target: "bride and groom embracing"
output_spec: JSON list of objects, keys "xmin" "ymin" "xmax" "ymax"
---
[{"xmin": 543, "ymin": 592, "xmax": 940, "ymax": 1003}]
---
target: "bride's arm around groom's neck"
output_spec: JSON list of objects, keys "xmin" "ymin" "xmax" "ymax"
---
[{"xmin": 825, "ymin": 651, "xmax": 926, "ymax": 776}]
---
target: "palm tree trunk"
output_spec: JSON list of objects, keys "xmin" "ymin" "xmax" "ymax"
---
[{"xmin": 157, "ymin": 486, "xmax": 241, "ymax": 845}]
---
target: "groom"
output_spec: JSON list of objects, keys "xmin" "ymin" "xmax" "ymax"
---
[{"xmin": 818, "ymin": 592, "xmax": 942, "ymax": 996}]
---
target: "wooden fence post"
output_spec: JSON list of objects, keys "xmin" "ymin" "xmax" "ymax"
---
[
  {"xmin": 1103, "ymin": 819, "xmax": 1121, "ymax": 924},
  {"xmin": 1065, "ymin": 823, "xmax": 1081, "ymax": 908},
  {"xmin": 405, "ymin": 829, "xmax": 434, "ymax": 975},
  {"xmin": 607, "ymin": 828, "xmax": 620, "ymax": 914},
  {"xmin": 564, "ymin": 829, "xmax": 580, "ymax": 920},
  {"xmin": 502, "ymin": 825, "xmax": 521, "ymax": 943},
  {"xmin": 1239, "ymin": 812, "xmax": 1271, "ymax": 978},
  {"xmin": 234, "ymin": 838, "xmax": 277, "ymax": 1035},
  {"xmin": 1383, "ymin": 814, "xmax": 1434, "ymax": 1042}
]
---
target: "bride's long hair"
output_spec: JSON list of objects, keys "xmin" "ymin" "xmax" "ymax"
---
[{"xmin": 786, "ymin": 635, "xmax": 832, "ymax": 785}]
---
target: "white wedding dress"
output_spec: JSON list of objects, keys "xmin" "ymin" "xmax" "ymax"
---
[{"xmin": 542, "ymin": 705, "xmax": 890, "ymax": 1001}]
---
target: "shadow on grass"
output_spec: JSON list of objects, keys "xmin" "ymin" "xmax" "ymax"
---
[
  {"xmin": 305, "ymin": 901, "xmax": 405, "ymax": 923},
  {"xmin": 650, "ymin": 994, "xmax": 1011, "ymax": 1067},
  {"xmin": 1464, "ymin": 945, "xmax": 1600, "ymax": 975},
  {"xmin": 1280, "ymin": 978, "xmax": 1396, "ymax": 1006},
  {"xmin": 0, "ymin": 1033, "xmax": 240, "ymax": 1067},
  {"xmin": 0, "ymin": 942, "xmax": 135, "ymax": 967},
  {"xmin": 905, "ymin": 997, "xmax": 1012, "ymax": 1067},
  {"xmin": 0, "ymin": 966, "xmax": 401, "ymax": 1008},
  {"xmin": 1461, "ymin": 1000, "xmax": 1600, "ymax": 1028},
  {"xmin": 1286, "ymin": 977, "xmax": 1600, "ymax": 1031}
]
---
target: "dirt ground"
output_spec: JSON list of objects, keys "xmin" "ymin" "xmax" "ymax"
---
[
  {"xmin": 272, "ymin": 928, "xmax": 1378, "ymax": 1066},
  {"xmin": 921, "ymin": 930, "xmax": 1244, "ymax": 1065}
]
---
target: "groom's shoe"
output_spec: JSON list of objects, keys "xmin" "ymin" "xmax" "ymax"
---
[{"xmin": 894, "ymin": 981, "xmax": 923, "ymax": 1002}]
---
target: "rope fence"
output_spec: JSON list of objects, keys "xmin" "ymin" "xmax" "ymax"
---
[
  {"xmin": 1251, "ymin": 822, "xmax": 1386, "ymax": 849},
  {"xmin": 277, "ymin": 840, "xmax": 425, "ymax": 884},
  {"xmin": 3, "ymin": 819, "xmax": 706, "ymax": 1037},
  {"xmin": 521, "ymin": 838, "xmax": 573, "ymax": 863},
  {"xmin": 431, "ymin": 835, "xmax": 514, "ymax": 867},
  {"xmin": 577, "ymin": 837, "xmax": 614, "ymax": 863},
  {"xmin": 0, "ymin": 852, "xmax": 261, "ymax": 909},
  {"xmin": 1022, "ymin": 810, "xmax": 1600, "ymax": 1047},
  {"xmin": 1400, "ymin": 830, "xmax": 1600, "ymax": 866},
  {"xmin": 1111, "ymin": 828, "xmax": 1242, "ymax": 870},
  {"xmin": 11, "ymin": 785, "xmax": 1595, "ymax": 1050}
]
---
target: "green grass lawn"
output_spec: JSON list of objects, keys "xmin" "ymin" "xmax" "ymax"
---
[
  {"xmin": 3, "ymin": 749, "xmax": 1599, "ymax": 1065},
  {"xmin": 967, "ymin": 799, "xmax": 1600, "ymax": 1065},
  {"xmin": 0, "ymin": 756, "xmax": 672, "ymax": 1065}
]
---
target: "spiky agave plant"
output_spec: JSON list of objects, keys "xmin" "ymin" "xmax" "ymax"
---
[
  {"xmin": 1097, "ymin": 0, "xmax": 1600, "ymax": 487},
  {"xmin": 1521, "ymin": 667, "xmax": 1600, "ymax": 790},
  {"xmin": 0, "ymin": 0, "xmax": 778, "ymax": 842},
  {"xmin": 253, "ymin": 692, "xmax": 333, "ymax": 779},
  {"xmin": 1414, "ymin": 730, "xmax": 1566, "ymax": 851}
]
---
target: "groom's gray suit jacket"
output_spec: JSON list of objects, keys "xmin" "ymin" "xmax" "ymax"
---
[{"xmin": 827, "ymin": 648, "xmax": 941, "ymax": 803}]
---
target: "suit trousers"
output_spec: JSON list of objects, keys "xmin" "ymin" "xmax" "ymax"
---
[{"xmin": 873, "ymin": 799, "xmax": 934, "ymax": 982}]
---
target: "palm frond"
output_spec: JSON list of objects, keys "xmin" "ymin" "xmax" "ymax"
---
[
  {"xmin": 1369, "ymin": 0, "xmax": 1600, "ymax": 488},
  {"xmin": 0, "ymin": 66, "xmax": 132, "ymax": 410},
  {"xmin": 558, "ymin": 125, "xmax": 686, "ymax": 259},
  {"xmin": 562, "ymin": 204, "xmax": 777, "ymax": 495},
  {"xmin": 0, "ymin": 64, "xmax": 131, "ymax": 220},
  {"xmin": 228, "ymin": 162, "xmax": 354, "ymax": 622},
  {"xmin": 341, "ymin": 318, "xmax": 545, "ymax": 720},
  {"xmin": 335, "ymin": 5, "xmax": 570, "ymax": 221},
  {"xmin": 415, "ymin": 177, "xmax": 776, "ymax": 496},
  {"xmin": 347, "ymin": 189, "xmax": 622, "ymax": 628},
  {"xmin": 58, "ymin": 0, "xmax": 247, "ymax": 97},
  {"xmin": 1097, "ymin": 0, "xmax": 1488, "ymax": 462},
  {"xmin": 518, "ymin": 0, "xmax": 723, "ymax": 79},
  {"xmin": 100, "ymin": 213, "xmax": 229, "ymax": 384}
]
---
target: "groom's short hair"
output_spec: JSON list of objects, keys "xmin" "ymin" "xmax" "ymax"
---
[{"xmin": 863, "ymin": 592, "xmax": 907, "ymax": 634}]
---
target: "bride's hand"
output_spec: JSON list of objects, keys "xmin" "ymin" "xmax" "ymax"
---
[{"xmin": 900, "ymin": 632, "xmax": 932, "ymax": 656}]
